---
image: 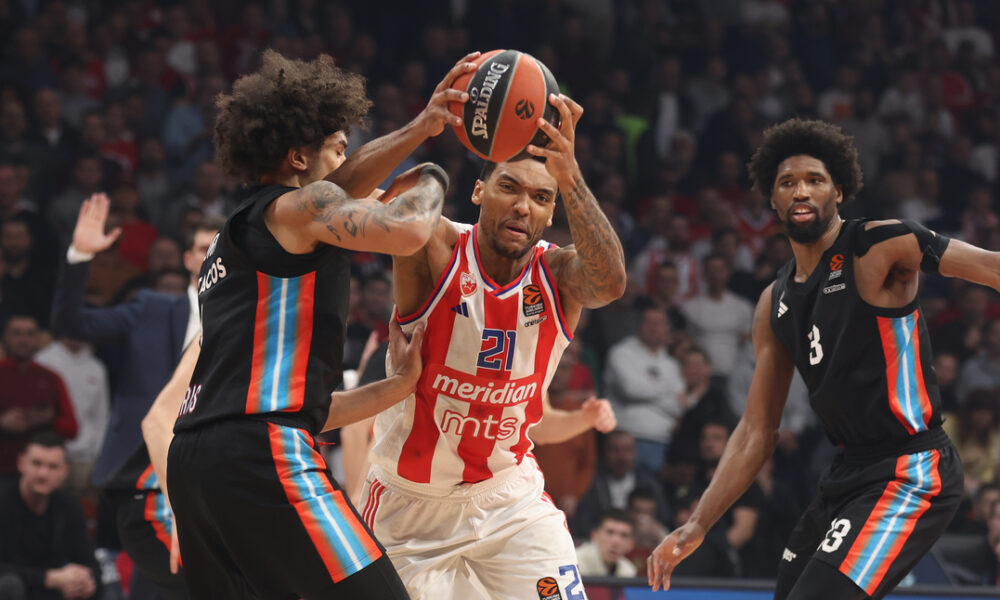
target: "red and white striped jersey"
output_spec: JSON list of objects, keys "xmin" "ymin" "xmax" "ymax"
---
[{"xmin": 372, "ymin": 223, "xmax": 573, "ymax": 491}]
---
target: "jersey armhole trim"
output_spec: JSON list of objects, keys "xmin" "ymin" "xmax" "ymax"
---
[
  {"xmin": 397, "ymin": 235, "xmax": 463, "ymax": 325},
  {"xmin": 538, "ymin": 253, "xmax": 574, "ymax": 342}
]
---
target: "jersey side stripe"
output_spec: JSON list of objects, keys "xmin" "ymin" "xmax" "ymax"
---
[
  {"xmin": 135, "ymin": 463, "xmax": 157, "ymax": 490},
  {"xmin": 907, "ymin": 310, "xmax": 934, "ymax": 429},
  {"xmin": 397, "ymin": 233, "xmax": 471, "ymax": 482},
  {"xmin": 245, "ymin": 273, "xmax": 271, "ymax": 414},
  {"xmin": 840, "ymin": 450, "xmax": 941, "ymax": 595},
  {"xmin": 144, "ymin": 492, "xmax": 173, "ymax": 553},
  {"xmin": 877, "ymin": 315, "xmax": 918, "ymax": 434},
  {"xmin": 285, "ymin": 272, "xmax": 315, "ymax": 413}
]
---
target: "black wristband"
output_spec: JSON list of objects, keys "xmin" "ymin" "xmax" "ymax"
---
[{"xmin": 419, "ymin": 164, "xmax": 450, "ymax": 194}]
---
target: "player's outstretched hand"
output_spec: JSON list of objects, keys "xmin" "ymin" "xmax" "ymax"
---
[
  {"xmin": 72, "ymin": 193, "xmax": 121, "ymax": 255},
  {"xmin": 414, "ymin": 51, "xmax": 480, "ymax": 138},
  {"xmin": 647, "ymin": 521, "xmax": 706, "ymax": 591},
  {"xmin": 389, "ymin": 314, "xmax": 425, "ymax": 388},
  {"xmin": 581, "ymin": 397, "xmax": 616, "ymax": 433}
]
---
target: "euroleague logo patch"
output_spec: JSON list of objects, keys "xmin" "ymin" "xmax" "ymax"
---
[
  {"xmin": 829, "ymin": 253, "xmax": 844, "ymax": 271},
  {"xmin": 460, "ymin": 272, "xmax": 478, "ymax": 296},
  {"xmin": 523, "ymin": 284, "xmax": 545, "ymax": 317},
  {"xmin": 536, "ymin": 577, "xmax": 562, "ymax": 600},
  {"xmin": 515, "ymin": 98, "xmax": 535, "ymax": 120}
]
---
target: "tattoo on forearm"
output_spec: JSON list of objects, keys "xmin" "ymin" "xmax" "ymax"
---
[
  {"xmin": 296, "ymin": 179, "xmax": 443, "ymax": 241},
  {"xmin": 563, "ymin": 175, "xmax": 626, "ymax": 301}
]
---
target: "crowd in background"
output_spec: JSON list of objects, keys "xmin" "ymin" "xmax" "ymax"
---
[{"xmin": 2, "ymin": 0, "xmax": 1000, "ymax": 592}]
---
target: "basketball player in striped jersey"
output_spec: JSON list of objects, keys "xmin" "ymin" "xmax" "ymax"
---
[
  {"xmin": 141, "ymin": 49, "xmax": 486, "ymax": 599},
  {"xmin": 648, "ymin": 119, "xmax": 976, "ymax": 599},
  {"xmin": 361, "ymin": 93, "xmax": 624, "ymax": 599}
]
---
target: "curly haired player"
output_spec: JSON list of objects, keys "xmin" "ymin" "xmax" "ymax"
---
[
  {"xmin": 648, "ymin": 118, "xmax": 972, "ymax": 599},
  {"xmin": 142, "ymin": 49, "xmax": 481, "ymax": 599}
]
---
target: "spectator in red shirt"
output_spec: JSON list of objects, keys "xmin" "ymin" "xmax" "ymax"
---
[{"xmin": 0, "ymin": 315, "xmax": 77, "ymax": 481}]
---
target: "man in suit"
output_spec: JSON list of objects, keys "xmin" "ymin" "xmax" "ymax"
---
[{"xmin": 51, "ymin": 193, "xmax": 222, "ymax": 599}]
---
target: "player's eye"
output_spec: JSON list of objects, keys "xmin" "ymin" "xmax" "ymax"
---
[{"xmin": 499, "ymin": 183, "xmax": 514, "ymax": 192}]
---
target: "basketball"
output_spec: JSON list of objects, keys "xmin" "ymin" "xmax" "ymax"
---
[{"xmin": 449, "ymin": 49, "xmax": 560, "ymax": 163}]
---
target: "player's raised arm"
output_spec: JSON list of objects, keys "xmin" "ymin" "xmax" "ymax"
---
[
  {"xmin": 527, "ymin": 94, "xmax": 626, "ymax": 310},
  {"xmin": 271, "ymin": 163, "xmax": 449, "ymax": 256},
  {"xmin": 647, "ymin": 283, "xmax": 794, "ymax": 591},
  {"xmin": 325, "ymin": 52, "xmax": 479, "ymax": 198}
]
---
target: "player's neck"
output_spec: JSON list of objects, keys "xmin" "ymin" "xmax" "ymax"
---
[
  {"xmin": 475, "ymin": 235, "xmax": 530, "ymax": 287},
  {"xmin": 790, "ymin": 217, "xmax": 844, "ymax": 283}
]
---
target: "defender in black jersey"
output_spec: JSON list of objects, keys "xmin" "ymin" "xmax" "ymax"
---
[
  {"xmin": 648, "ymin": 119, "xmax": 988, "ymax": 599},
  {"xmin": 141, "ymin": 50, "xmax": 480, "ymax": 599}
]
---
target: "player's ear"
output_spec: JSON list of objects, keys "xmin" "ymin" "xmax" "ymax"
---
[
  {"xmin": 835, "ymin": 185, "xmax": 843, "ymax": 206},
  {"xmin": 287, "ymin": 147, "xmax": 308, "ymax": 173},
  {"xmin": 471, "ymin": 179, "xmax": 485, "ymax": 206}
]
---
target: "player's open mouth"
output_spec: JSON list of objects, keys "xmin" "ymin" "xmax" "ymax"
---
[
  {"xmin": 504, "ymin": 223, "xmax": 528, "ymax": 238},
  {"xmin": 790, "ymin": 204, "xmax": 816, "ymax": 224}
]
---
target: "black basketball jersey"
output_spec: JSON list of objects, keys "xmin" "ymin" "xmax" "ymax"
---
[
  {"xmin": 769, "ymin": 219, "xmax": 943, "ymax": 448},
  {"xmin": 174, "ymin": 184, "xmax": 351, "ymax": 435}
]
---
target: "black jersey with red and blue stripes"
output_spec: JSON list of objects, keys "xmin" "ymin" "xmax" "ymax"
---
[
  {"xmin": 174, "ymin": 184, "xmax": 351, "ymax": 434},
  {"xmin": 769, "ymin": 219, "xmax": 943, "ymax": 448}
]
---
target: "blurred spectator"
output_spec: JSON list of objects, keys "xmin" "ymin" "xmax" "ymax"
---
[
  {"xmin": 576, "ymin": 509, "xmax": 637, "ymax": 578},
  {"xmin": 667, "ymin": 348, "xmax": 735, "ymax": 472},
  {"xmin": 957, "ymin": 318, "xmax": 1000, "ymax": 403},
  {"xmin": 936, "ymin": 352, "xmax": 962, "ymax": 415},
  {"xmin": 109, "ymin": 180, "xmax": 158, "ymax": 272},
  {"xmin": 583, "ymin": 273, "xmax": 643, "ymax": 365},
  {"xmin": 604, "ymin": 307, "xmax": 684, "ymax": 472},
  {"xmin": 0, "ymin": 315, "xmax": 77, "ymax": 481},
  {"xmin": 645, "ymin": 262, "xmax": 688, "ymax": 332},
  {"xmin": 1, "ymin": 217, "xmax": 54, "ymax": 326},
  {"xmin": 572, "ymin": 430, "xmax": 670, "ymax": 539},
  {"xmin": 0, "ymin": 432, "xmax": 100, "ymax": 600},
  {"xmin": 625, "ymin": 487, "xmax": 670, "ymax": 576},
  {"xmin": 49, "ymin": 154, "xmax": 104, "ymax": 249},
  {"xmin": 162, "ymin": 73, "xmax": 225, "ymax": 182},
  {"xmin": 135, "ymin": 138, "xmax": 171, "ymax": 227},
  {"xmin": 162, "ymin": 160, "xmax": 231, "ymax": 237},
  {"xmin": 632, "ymin": 214, "xmax": 700, "ymax": 300},
  {"xmin": 943, "ymin": 390, "xmax": 1000, "ymax": 495},
  {"xmin": 681, "ymin": 254, "xmax": 753, "ymax": 378},
  {"xmin": 695, "ymin": 418, "xmax": 762, "ymax": 561},
  {"xmin": 932, "ymin": 284, "xmax": 994, "ymax": 362},
  {"xmin": 740, "ymin": 457, "xmax": 801, "ymax": 578},
  {"xmin": 28, "ymin": 88, "xmax": 80, "ymax": 200},
  {"xmin": 34, "ymin": 338, "xmax": 108, "ymax": 499}
]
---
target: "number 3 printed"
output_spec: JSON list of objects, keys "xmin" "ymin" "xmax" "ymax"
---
[
  {"xmin": 808, "ymin": 324, "xmax": 824, "ymax": 365},
  {"xmin": 819, "ymin": 518, "xmax": 851, "ymax": 553}
]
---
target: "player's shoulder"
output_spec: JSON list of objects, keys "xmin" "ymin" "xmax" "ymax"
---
[{"xmin": 863, "ymin": 218, "xmax": 903, "ymax": 231}]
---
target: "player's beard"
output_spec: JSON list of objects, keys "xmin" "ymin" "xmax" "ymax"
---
[
  {"xmin": 490, "ymin": 220, "xmax": 540, "ymax": 260},
  {"xmin": 781, "ymin": 194, "xmax": 837, "ymax": 244}
]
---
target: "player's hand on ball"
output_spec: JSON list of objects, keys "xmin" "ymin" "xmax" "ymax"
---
[
  {"xmin": 415, "ymin": 51, "xmax": 480, "ymax": 138},
  {"xmin": 525, "ymin": 93, "xmax": 584, "ymax": 187},
  {"xmin": 581, "ymin": 397, "xmax": 616, "ymax": 432},
  {"xmin": 389, "ymin": 314, "xmax": 425, "ymax": 388},
  {"xmin": 647, "ymin": 521, "xmax": 706, "ymax": 591}
]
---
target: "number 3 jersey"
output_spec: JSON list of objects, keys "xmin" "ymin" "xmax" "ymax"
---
[
  {"xmin": 769, "ymin": 219, "xmax": 944, "ymax": 448},
  {"xmin": 372, "ymin": 224, "xmax": 572, "ymax": 490}
]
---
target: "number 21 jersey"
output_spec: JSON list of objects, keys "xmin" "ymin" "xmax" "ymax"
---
[{"xmin": 372, "ymin": 224, "xmax": 572, "ymax": 490}]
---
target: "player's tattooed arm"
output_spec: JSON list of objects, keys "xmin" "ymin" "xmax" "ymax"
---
[
  {"xmin": 555, "ymin": 174, "xmax": 627, "ymax": 307},
  {"xmin": 276, "ymin": 163, "xmax": 448, "ymax": 255},
  {"xmin": 527, "ymin": 94, "xmax": 626, "ymax": 308}
]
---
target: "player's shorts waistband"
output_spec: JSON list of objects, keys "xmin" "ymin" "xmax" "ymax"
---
[
  {"xmin": 370, "ymin": 459, "xmax": 538, "ymax": 502},
  {"xmin": 840, "ymin": 427, "xmax": 951, "ymax": 462}
]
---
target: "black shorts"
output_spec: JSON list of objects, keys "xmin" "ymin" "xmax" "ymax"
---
[
  {"xmin": 115, "ymin": 491, "xmax": 189, "ymax": 600},
  {"xmin": 167, "ymin": 418, "xmax": 407, "ymax": 600},
  {"xmin": 776, "ymin": 430, "xmax": 962, "ymax": 600}
]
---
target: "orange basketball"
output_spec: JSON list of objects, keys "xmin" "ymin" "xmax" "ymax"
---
[{"xmin": 449, "ymin": 49, "xmax": 560, "ymax": 162}]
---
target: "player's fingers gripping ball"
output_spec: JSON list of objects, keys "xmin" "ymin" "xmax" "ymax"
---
[{"xmin": 449, "ymin": 49, "xmax": 560, "ymax": 162}]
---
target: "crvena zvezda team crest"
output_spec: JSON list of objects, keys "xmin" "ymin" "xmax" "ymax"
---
[{"xmin": 460, "ymin": 271, "xmax": 477, "ymax": 296}]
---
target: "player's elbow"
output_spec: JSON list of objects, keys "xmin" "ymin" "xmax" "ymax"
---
[{"xmin": 388, "ymin": 222, "xmax": 433, "ymax": 256}]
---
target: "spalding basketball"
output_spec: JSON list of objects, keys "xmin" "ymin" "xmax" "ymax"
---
[{"xmin": 449, "ymin": 49, "xmax": 560, "ymax": 163}]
